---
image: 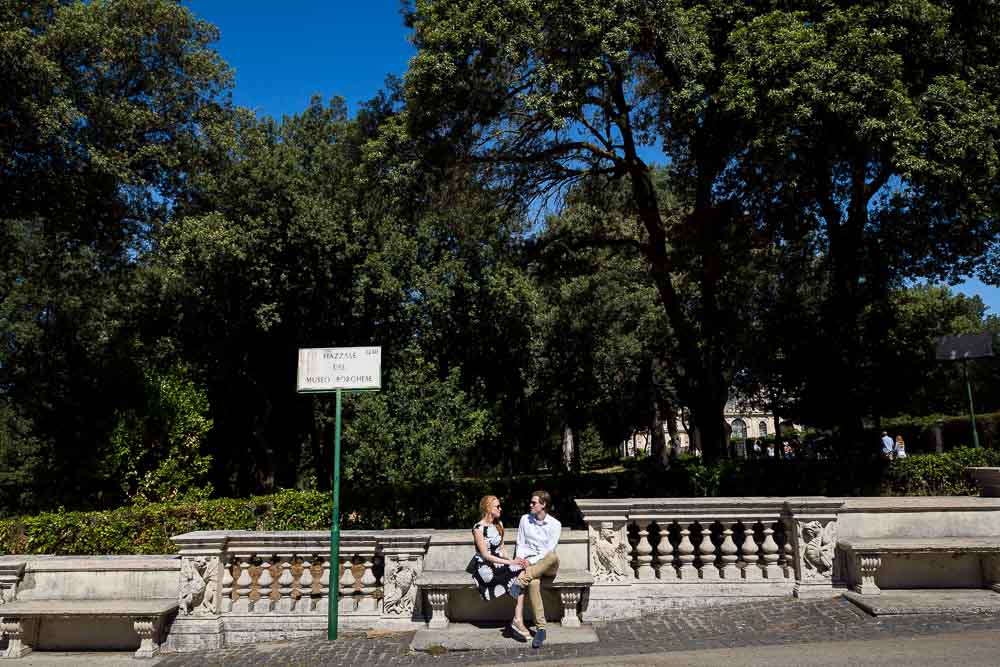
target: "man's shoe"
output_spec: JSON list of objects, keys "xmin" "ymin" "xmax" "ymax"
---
[
  {"xmin": 508, "ymin": 621, "xmax": 528, "ymax": 642},
  {"xmin": 531, "ymin": 628, "xmax": 546, "ymax": 649},
  {"xmin": 509, "ymin": 580, "xmax": 522, "ymax": 598}
]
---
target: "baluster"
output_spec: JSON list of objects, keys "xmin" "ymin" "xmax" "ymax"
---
[
  {"xmin": 783, "ymin": 524, "xmax": 795, "ymax": 578},
  {"xmin": 761, "ymin": 523, "xmax": 782, "ymax": 578},
  {"xmin": 296, "ymin": 558, "xmax": 314, "ymax": 613},
  {"xmin": 359, "ymin": 554, "xmax": 378, "ymax": 612},
  {"xmin": 740, "ymin": 522, "xmax": 762, "ymax": 580},
  {"xmin": 656, "ymin": 522, "xmax": 676, "ymax": 579},
  {"xmin": 232, "ymin": 557, "xmax": 253, "ymax": 612},
  {"xmin": 255, "ymin": 556, "xmax": 274, "ymax": 613},
  {"xmin": 634, "ymin": 521, "xmax": 656, "ymax": 579},
  {"xmin": 676, "ymin": 523, "xmax": 698, "ymax": 579},
  {"xmin": 699, "ymin": 524, "xmax": 720, "ymax": 580},
  {"xmin": 319, "ymin": 558, "xmax": 331, "ymax": 610},
  {"xmin": 719, "ymin": 522, "xmax": 740, "ymax": 579},
  {"xmin": 276, "ymin": 556, "xmax": 295, "ymax": 611},
  {"xmin": 339, "ymin": 555, "xmax": 356, "ymax": 594},
  {"xmin": 221, "ymin": 558, "xmax": 234, "ymax": 613}
]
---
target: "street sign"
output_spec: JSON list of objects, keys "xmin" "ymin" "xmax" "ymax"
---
[
  {"xmin": 296, "ymin": 347, "xmax": 381, "ymax": 392},
  {"xmin": 935, "ymin": 333, "xmax": 993, "ymax": 449},
  {"xmin": 295, "ymin": 345, "xmax": 381, "ymax": 641},
  {"xmin": 935, "ymin": 333, "xmax": 994, "ymax": 361}
]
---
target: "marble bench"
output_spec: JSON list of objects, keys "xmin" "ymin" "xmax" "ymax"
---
[
  {"xmin": 838, "ymin": 537, "xmax": 1000, "ymax": 595},
  {"xmin": 0, "ymin": 599, "xmax": 178, "ymax": 659},
  {"xmin": 416, "ymin": 569, "xmax": 593, "ymax": 629}
]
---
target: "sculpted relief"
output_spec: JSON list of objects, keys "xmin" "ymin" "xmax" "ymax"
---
[
  {"xmin": 799, "ymin": 520, "xmax": 835, "ymax": 579},
  {"xmin": 382, "ymin": 561, "xmax": 418, "ymax": 616},
  {"xmin": 591, "ymin": 522, "xmax": 631, "ymax": 583},
  {"xmin": 179, "ymin": 556, "xmax": 218, "ymax": 615}
]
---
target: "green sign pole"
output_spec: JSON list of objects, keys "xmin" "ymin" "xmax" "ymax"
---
[
  {"xmin": 963, "ymin": 360, "xmax": 980, "ymax": 449},
  {"xmin": 328, "ymin": 388, "xmax": 343, "ymax": 640}
]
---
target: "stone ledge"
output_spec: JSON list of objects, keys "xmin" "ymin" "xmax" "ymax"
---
[
  {"xmin": 416, "ymin": 569, "xmax": 593, "ymax": 589},
  {"xmin": 838, "ymin": 497, "xmax": 1000, "ymax": 513},
  {"xmin": 838, "ymin": 537, "xmax": 1000, "ymax": 554},
  {"xmin": 411, "ymin": 623, "xmax": 598, "ymax": 651},
  {"xmin": 0, "ymin": 599, "xmax": 178, "ymax": 617},
  {"xmin": 843, "ymin": 589, "xmax": 1000, "ymax": 616}
]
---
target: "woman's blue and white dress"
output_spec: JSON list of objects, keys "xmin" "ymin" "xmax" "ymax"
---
[{"xmin": 470, "ymin": 522, "xmax": 518, "ymax": 601}]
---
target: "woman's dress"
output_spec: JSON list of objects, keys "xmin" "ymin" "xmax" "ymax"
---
[{"xmin": 470, "ymin": 522, "xmax": 518, "ymax": 600}]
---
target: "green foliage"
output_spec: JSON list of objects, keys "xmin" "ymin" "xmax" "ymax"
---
[
  {"xmin": 882, "ymin": 448, "xmax": 1000, "ymax": 496},
  {"xmin": 103, "ymin": 363, "xmax": 213, "ymax": 503},
  {"xmin": 341, "ymin": 347, "xmax": 491, "ymax": 486},
  {"xmin": 6, "ymin": 448, "xmax": 998, "ymax": 555}
]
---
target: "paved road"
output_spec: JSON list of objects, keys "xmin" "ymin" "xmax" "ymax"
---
[{"xmin": 14, "ymin": 597, "xmax": 1000, "ymax": 665}]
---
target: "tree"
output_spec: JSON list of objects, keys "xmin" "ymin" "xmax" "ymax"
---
[
  {"xmin": 0, "ymin": 0, "xmax": 232, "ymax": 512},
  {"xmin": 405, "ymin": 0, "xmax": 1000, "ymax": 457}
]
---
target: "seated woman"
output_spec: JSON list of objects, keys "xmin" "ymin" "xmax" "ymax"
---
[{"xmin": 470, "ymin": 495, "xmax": 522, "ymax": 605}]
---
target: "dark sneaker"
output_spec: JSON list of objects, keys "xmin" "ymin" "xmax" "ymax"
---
[{"xmin": 531, "ymin": 628, "xmax": 546, "ymax": 649}]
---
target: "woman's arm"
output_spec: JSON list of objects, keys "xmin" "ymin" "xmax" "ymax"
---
[{"xmin": 472, "ymin": 527, "xmax": 517, "ymax": 566}]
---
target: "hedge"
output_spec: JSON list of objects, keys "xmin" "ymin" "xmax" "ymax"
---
[{"xmin": 2, "ymin": 448, "xmax": 998, "ymax": 555}]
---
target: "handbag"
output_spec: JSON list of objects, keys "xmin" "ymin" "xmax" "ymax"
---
[{"xmin": 465, "ymin": 556, "xmax": 480, "ymax": 575}]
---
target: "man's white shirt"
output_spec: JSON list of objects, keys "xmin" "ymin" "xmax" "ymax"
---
[{"xmin": 516, "ymin": 512, "xmax": 561, "ymax": 564}]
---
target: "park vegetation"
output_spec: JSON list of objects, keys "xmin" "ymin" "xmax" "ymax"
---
[{"xmin": 1, "ymin": 0, "xmax": 999, "ymax": 520}]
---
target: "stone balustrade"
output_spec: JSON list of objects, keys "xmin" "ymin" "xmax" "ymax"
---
[
  {"xmin": 168, "ymin": 530, "xmax": 430, "ymax": 650},
  {"xmin": 576, "ymin": 498, "xmax": 845, "ymax": 618}
]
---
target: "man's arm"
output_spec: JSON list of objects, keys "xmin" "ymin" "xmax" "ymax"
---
[
  {"xmin": 544, "ymin": 518, "xmax": 562, "ymax": 555},
  {"xmin": 515, "ymin": 514, "xmax": 531, "ymax": 568}
]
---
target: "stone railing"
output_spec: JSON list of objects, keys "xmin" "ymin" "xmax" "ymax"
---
[
  {"xmin": 576, "ymin": 498, "xmax": 844, "ymax": 618},
  {"xmin": 169, "ymin": 530, "xmax": 429, "ymax": 650}
]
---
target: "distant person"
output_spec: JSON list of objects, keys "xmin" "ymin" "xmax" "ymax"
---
[
  {"xmin": 469, "ymin": 496, "xmax": 521, "ymax": 603},
  {"xmin": 767, "ymin": 442, "xmax": 775, "ymax": 458},
  {"xmin": 753, "ymin": 440, "xmax": 762, "ymax": 458},
  {"xmin": 894, "ymin": 435, "xmax": 907, "ymax": 459},
  {"xmin": 881, "ymin": 431, "xmax": 894, "ymax": 458}
]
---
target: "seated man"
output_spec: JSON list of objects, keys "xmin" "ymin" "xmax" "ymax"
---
[{"xmin": 510, "ymin": 489, "xmax": 561, "ymax": 648}]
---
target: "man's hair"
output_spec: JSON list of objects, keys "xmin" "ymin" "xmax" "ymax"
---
[{"xmin": 532, "ymin": 489, "xmax": 551, "ymax": 510}]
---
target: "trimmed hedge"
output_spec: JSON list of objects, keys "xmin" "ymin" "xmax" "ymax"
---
[{"xmin": 3, "ymin": 448, "xmax": 998, "ymax": 555}]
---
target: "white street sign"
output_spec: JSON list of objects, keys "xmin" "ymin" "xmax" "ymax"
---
[{"xmin": 296, "ymin": 347, "xmax": 381, "ymax": 392}]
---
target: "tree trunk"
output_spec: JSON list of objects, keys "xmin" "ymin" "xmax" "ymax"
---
[
  {"xmin": 650, "ymin": 396, "xmax": 668, "ymax": 467},
  {"xmin": 562, "ymin": 424, "xmax": 575, "ymax": 472}
]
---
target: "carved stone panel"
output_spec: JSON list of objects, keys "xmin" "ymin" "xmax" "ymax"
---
[
  {"xmin": 798, "ymin": 520, "xmax": 836, "ymax": 580},
  {"xmin": 589, "ymin": 521, "xmax": 631, "ymax": 583},
  {"xmin": 179, "ymin": 556, "xmax": 219, "ymax": 615}
]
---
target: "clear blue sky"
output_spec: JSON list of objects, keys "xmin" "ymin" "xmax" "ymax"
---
[{"xmin": 187, "ymin": 2, "xmax": 999, "ymax": 315}]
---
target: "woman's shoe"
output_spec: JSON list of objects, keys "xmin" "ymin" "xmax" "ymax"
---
[{"xmin": 508, "ymin": 621, "xmax": 529, "ymax": 641}]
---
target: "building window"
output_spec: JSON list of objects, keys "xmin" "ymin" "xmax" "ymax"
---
[
  {"xmin": 759, "ymin": 421, "xmax": 768, "ymax": 437},
  {"xmin": 731, "ymin": 418, "xmax": 747, "ymax": 440}
]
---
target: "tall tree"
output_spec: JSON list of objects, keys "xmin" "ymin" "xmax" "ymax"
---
[
  {"xmin": 405, "ymin": 0, "xmax": 1000, "ymax": 457},
  {"xmin": 0, "ymin": 0, "xmax": 231, "ymax": 512}
]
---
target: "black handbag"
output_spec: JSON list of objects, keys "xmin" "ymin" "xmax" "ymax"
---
[{"xmin": 465, "ymin": 556, "xmax": 480, "ymax": 575}]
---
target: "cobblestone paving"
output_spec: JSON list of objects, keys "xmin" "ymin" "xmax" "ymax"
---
[{"xmin": 157, "ymin": 597, "xmax": 1000, "ymax": 666}]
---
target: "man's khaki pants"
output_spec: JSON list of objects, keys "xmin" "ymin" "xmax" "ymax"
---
[{"xmin": 517, "ymin": 552, "xmax": 559, "ymax": 629}]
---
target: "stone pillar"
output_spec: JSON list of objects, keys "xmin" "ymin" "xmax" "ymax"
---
[
  {"xmin": 560, "ymin": 589, "xmax": 582, "ymax": 627},
  {"xmin": 2, "ymin": 618, "xmax": 35, "ymax": 658},
  {"xmin": 855, "ymin": 554, "xmax": 882, "ymax": 595},
  {"xmin": 676, "ymin": 524, "xmax": 698, "ymax": 580},
  {"xmin": 378, "ymin": 532, "xmax": 430, "ymax": 629},
  {"xmin": 133, "ymin": 617, "xmax": 160, "ymax": 659},
  {"xmin": 699, "ymin": 525, "xmax": 720, "ymax": 580},
  {"xmin": 634, "ymin": 521, "xmax": 656, "ymax": 579},
  {"xmin": 739, "ymin": 521, "xmax": 762, "ymax": 581},
  {"xmin": 719, "ymin": 522, "xmax": 740, "ymax": 579},
  {"xmin": 783, "ymin": 499, "xmax": 845, "ymax": 599},
  {"xmin": 169, "ymin": 531, "xmax": 227, "ymax": 651},
  {"xmin": 760, "ymin": 523, "xmax": 783, "ymax": 579}
]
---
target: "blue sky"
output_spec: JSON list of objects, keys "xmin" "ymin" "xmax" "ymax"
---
[{"xmin": 188, "ymin": 2, "xmax": 999, "ymax": 315}]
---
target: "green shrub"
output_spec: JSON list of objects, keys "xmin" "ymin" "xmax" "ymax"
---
[{"xmin": 2, "ymin": 448, "xmax": 997, "ymax": 555}]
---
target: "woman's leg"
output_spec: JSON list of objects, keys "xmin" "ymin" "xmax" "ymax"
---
[{"xmin": 513, "ymin": 590, "xmax": 525, "ymax": 625}]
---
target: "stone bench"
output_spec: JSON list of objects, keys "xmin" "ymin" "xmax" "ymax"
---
[
  {"xmin": 416, "ymin": 569, "xmax": 593, "ymax": 629},
  {"xmin": 838, "ymin": 537, "xmax": 1000, "ymax": 595},
  {"xmin": 1, "ymin": 599, "xmax": 178, "ymax": 659}
]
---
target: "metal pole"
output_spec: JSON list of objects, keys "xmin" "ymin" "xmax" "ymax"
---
[
  {"xmin": 963, "ymin": 360, "xmax": 980, "ymax": 449},
  {"xmin": 329, "ymin": 388, "xmax": 343, "ymax": 639}
]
